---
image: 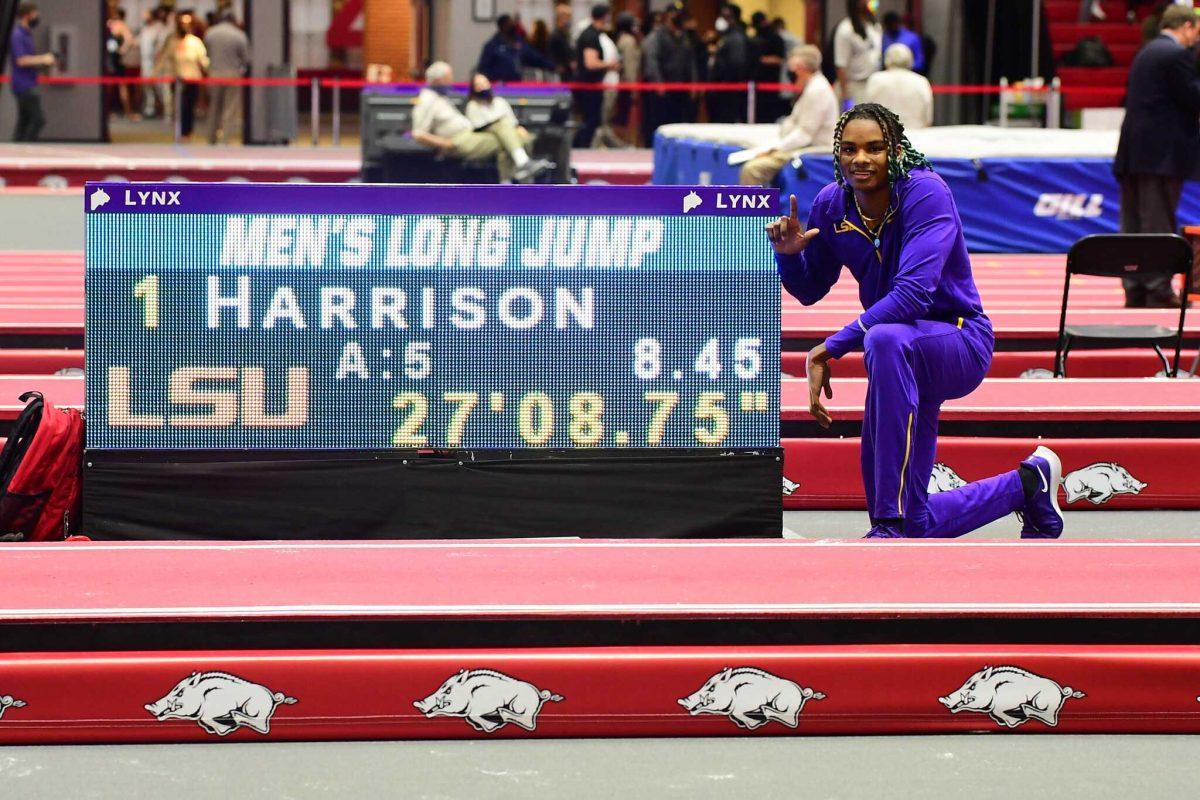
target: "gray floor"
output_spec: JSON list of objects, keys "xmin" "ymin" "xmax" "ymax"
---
[
  {"xmin": 784, "ymin": 509, "xmax": 1200, "ymax": 539},
  {"xmin": 0, "ymin": 736, "xmax": 1197, "ymax": 799}
]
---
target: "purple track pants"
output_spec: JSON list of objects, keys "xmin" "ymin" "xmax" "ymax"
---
[{"xmin": 860, "ymin": 315, "xmax": 1025, "ymax": 538}]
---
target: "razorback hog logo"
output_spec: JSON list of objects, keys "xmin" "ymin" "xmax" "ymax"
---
[
  {"xmin": 782, "ymin": 477, "xmax": 800, "ymax": 497},
  {"xmin": 1019, "ymin": 368, "xmax": 1055, "ymax": 380},
  {"xmin": 414, "ymin": 669, "xmax": 563, "ymax": 733},
  {"xmin": 145, "ymin": 672, "xmax": 297, "ymax": 736},
  {"xmin": 928, "ymin": 463, "xmax": 966, "ymax": 494},
  {"xmin": 1063, "ymin": 462, "xmax": 1147, "ymax": 505},
  {"xmin": 0, "ymin": 695, "xmax": 26, "ymax": 720},
  {"xmin": 679, "ymin": 667, "xmax": 825, "ymax": 730},
  {"xmin": 939, "ymin": 665, "xmax": 1084, "ymax": 728}
]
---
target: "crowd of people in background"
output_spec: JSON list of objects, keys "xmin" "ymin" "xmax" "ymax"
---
[
  {"xmin": 100, "ymin": 2, "xmax": 249, "ymax": 144},
  {"xmin": 470, "ymin": 0, "xmax": 932, "ymax": 150}
]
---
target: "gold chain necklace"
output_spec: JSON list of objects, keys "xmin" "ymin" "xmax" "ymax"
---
[{"xmin": 852, "ymin": 193, "xmax": 891, "ymax": 247}]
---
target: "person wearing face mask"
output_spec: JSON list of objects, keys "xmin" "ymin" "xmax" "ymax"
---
[
  {"xmin": 709, "ymin": 3, "xmax": 750, "ymax": 123},
  {"xmin": 8, "ymin": 3, "xmax": 56, "ymax": 141},
  {"xmin": 766, "ymin": 103, "xmax": 1064, "ymax": 542},
  {"xmin": 412, "ymin": 62, "xmax": 551, "ymax": 183}
]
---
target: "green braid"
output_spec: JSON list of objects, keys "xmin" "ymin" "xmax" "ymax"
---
[{"xmin": 831, "ymin": 103, "xmax": 932, "ymax": 191}]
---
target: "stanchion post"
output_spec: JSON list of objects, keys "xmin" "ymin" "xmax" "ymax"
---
[
  {"xmin": 1048, "ymin": 77, "xmax": 1061, "ymax": 129},
  {"xmin": 310, "ymin": 76, "xmax": 320, "ymax": 146},
  {"xmin": 332, "ymin": 81, "xmax": 341, "ymax": 146},
  {"xmin": 173, "ymin": 77, "xmax": 183, "ymax": 143},
  {"xmin": 998, "ymin": 77, "xmax": 1009, "ymax": 128},
  {"xmin": 746, "ymin": 81, "xmax": 756, "ymax": 124}
]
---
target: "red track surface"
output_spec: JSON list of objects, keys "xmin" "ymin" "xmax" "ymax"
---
[
  {"xmin": 782, "ymin": 349, "xmax": 1199, "ymax": 378},
  {"xmin": 0, "ymin": 145, "xmax": 652, "ymax": 186},
  {"xmin": 1, "ymin": 540, "xmax": 1198, "ymax": 621}
]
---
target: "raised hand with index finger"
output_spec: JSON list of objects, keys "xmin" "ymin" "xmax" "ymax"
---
[{"xmin": 764, "ymin": 194, "xmax": 821, "ymax": 256}]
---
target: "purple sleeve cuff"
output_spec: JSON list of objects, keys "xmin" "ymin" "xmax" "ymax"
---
[{"xmin": 823, "ymin": 320, "xmax": 866, "ymax": 359}]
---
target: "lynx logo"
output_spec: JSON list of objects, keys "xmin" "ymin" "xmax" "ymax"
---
[
  {"xmin": 145, "ymin": 672, "xmax": 297, "ymax": 736},
  {"xmin": 89, "ymin": 187, "xmax": 110, "ymax": 211},
  {"xmin": 0, "ymin": 695, "xmax": 26, "ymax": 721},
  {"xmin": 940, "ymin": 665, "xmax": 1084, "ymax": 728},
  {"xmin": 123, "ymin": 188, "xmax": 182, "ymax": 207},
  {"xmin": 682, "ymin": 191, "xmax": 702, "ymax": 213},
  {"xmin": 679, "ymin": 667, "xmax": 825, "ymax": 730},
  {"xmin": 1033, "ymin": 193, "xmax": 1104, "ymax": 220},
  {"xmin": 414, "ymin": 669, "xmax": 563, "ymax": 733},
  {"xmin": 928, "ymin": 463, "xmax": 966, "ymax": 494},
  {"xmin": 1064, "ymin": 462, "xmax": 1147, "ymax": 505},
  {"xmin": 715, "ymin": 193, "xmax": 771, "ymax": 209}
]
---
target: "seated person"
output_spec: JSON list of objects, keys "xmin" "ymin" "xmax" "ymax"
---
[
  {"xmin": 861, "ymin": 44, "xmax": 932, "ymax": 131},
  {"xmin": 411, "ymin": 62, "xmax": 551, "ymax": 183},
  {"xmin": 463, "ymin": 72, "xmax": 530, "ymax": 137},
  {"xmin": 738, "ymin": 45, "xmax": 839, "ymax": 186}
]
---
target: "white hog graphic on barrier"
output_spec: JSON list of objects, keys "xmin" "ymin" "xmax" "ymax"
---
[
  {"xmin": 145, "ymin": 672, "xmax": 297, "ymax": 736},
  {"xmin": 0, "ymin": 695, "xmax": 26, "ymax": 720},
  {"xmin": 928, "ymin": 463, "xmax": 967, "ymax": 494},
  {"xmin": 939, "ymin": 665, "xmax": 1084, "ymax": 728},
  {"xmin": 1063, "ymin": 463, "xmax": 1147, "ymax": 505},
  {"xmin": 782, "ymin": 477, "xmax": 800, "ymax": 497},
  {"xmin": 1019, "ymin": 368, "xmax": 1055, "ymax": 380},
  {"xmin": 678, "ymin": 667, "xmax": 825, "ymax": 730},
  {"xmin": 414, "ymin": 670, "xmax": 563, "ymax": 732}
]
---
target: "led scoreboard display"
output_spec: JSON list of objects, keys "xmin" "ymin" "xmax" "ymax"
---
[{"xmin": 85, "ymin": 183, "xmax": 780, "ymax": 451}]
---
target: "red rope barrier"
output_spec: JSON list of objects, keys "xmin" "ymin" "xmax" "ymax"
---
[{"xmin": 0, "ymin": 74, "xmax": 1068, "ymax": 95}]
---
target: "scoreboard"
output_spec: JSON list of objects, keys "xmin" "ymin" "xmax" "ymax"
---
[{"xmin": 84, "ymin": 183, "xmax": 780, "ymax": 451}]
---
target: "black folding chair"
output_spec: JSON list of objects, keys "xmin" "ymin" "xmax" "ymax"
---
[{"xmin": 1055, "ymin": 234, "xmax": 1191, "ymax": 378}]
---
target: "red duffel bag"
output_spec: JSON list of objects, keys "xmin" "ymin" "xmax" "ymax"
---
[{"xmin": 0, "ymin": 391, "xmax": 84, "ymax": 541}]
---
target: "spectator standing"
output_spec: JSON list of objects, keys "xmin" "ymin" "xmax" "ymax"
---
[
  {"xmin": 833, "ymin": 0, "xmax": 882, "ymax": 106},
  {"xmin": 204, "ymin": 11, "xmax": 249, "ymax": 145},
  {"xmin": 8, "ymin": 3, "xmax": 54, "ymax": 141},
  {"xmin": 773, "ymin": 17, "xmax": 800, "ymax": 102},
  {"xmin": 614, "ymin": 12, "xmax": 640, "ymax": 138},
  {"xmin": 709, "ymin": 3, "xmax": 751, "ymax": 123},
  {"xmin": 139, "ymin": 7, "xmax": 168, "ymax": 117},
  {"xmin": 749, "ymin": 11, "xmax": 787, "ymax": 121},
  {"xmin": 547, "ymin": 3, "xmax": 576, "ymax": 81},
  {"xmin": 107, "ymin": 8, "xmax": 138, "ymax": 119},
  {"xmin": 641, "ymin": 5, "xmax": 698, "ymax": 139},
  {"xmin": 861, "ymin": 44, "xmax": 932, "ymax": 130},
  {"xmin": 529, "ymin": 19, "xmax": 550, "ymax": 58},
  {"xmin": 478, "ymin": 15, "xmax": 554, "ymax": 83},
  {"xmin": 881, "ymin": 12, "xmax": 925, "ymax": 74},
  {"xmin": 412, "ymin": 62, "xmax": 550, "ymax": 183},
  {"xmin": 162, "ymin": 11, "xmax": 208, "ymax": 141},
  {"xmin": 738, "ymin": 44, "xmax": 838, "ymax": 186},
  {"xmin": 1113, "ymin": 4, "xmax": 1200, "ymax": 307},
  {"xmin": 574, "ymin": 4, "xmax": 619, "ymax": 147}
]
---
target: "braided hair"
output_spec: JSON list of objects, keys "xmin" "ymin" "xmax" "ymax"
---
[{"xmin": 831, "ymin": 103, "xmax": 932, "ymax": 191}]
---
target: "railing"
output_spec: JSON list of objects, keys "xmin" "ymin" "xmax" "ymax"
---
[{"xmin": 0, "ymin": 75, "xmax": 1085, "ymax": 145}]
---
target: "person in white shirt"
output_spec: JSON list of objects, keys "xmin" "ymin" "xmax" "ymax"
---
[
  {"xmin": 138, "ymin": 7, "xmax": 168, "ymax": 117},
  {"xmin": 411, "ymin": 62, "xmax": 550, "ymax": 183},
  {"xmin": 861, "ymin": 43, "xmax": 933, "ymax": 130},
  {"xmin": 833, "ymin": 0, "xmax": 882, "ymax": 105},
  {"xmin": 739, "ymin": 44, "xmax": 839, "ymax": 186}
]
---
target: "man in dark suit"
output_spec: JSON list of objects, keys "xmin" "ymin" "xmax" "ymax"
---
[{"xmin": 1114, "ymin": 4, "xmax": 1200, "ymax": 307}]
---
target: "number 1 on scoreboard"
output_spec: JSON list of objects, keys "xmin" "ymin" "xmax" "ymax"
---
[{"xmin": 133, "ymin": 274, "xmax": 160, "ymax": 329}]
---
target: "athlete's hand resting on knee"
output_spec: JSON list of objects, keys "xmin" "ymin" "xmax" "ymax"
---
[
  {"xmin": 807, "ymin": 343, "xmax": 833, "ymax": 429},
  {"xmin": 765, "ymin": 195, "xmax": 820, "ymax": 255}
]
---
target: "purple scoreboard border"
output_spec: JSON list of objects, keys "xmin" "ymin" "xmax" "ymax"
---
[{"xmin": 83, "ymin": 183, "xmax": 780, "ymax": 217}]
